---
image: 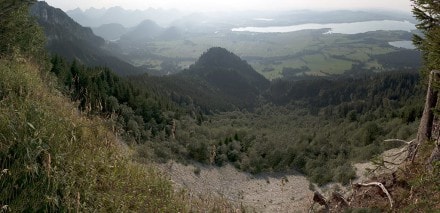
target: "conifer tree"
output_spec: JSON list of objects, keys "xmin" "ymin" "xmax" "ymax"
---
[
  {"xmin": 411, "ymin": 0, "xmax": 440, "ymax": 164},
  {"xmin": 412, "ymin": 0, "xmax": 440, "ymax": 76}
]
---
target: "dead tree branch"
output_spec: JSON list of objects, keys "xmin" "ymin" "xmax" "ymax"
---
[
  {"xmin": 353, "ymin": 182, "xmax": 394, "ymax": 209},
  {"xmin": 383, "ymin": 139, "xmax": 416, "ymax": 162},
  {"xmin": 384, "ymin": 139, "xmax": 415, "ymax": 145}
]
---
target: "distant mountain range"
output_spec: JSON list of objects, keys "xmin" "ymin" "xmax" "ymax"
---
[
  {"xmin": 121, "ymin": 19, "xmax": 164, "ymax": 42},
  {"xmin": 62, "ymin": 6, "xmax": 417, "ymax": 52},
  {"xmin": 30, "ymin": 2, "xmax": 144, "ymax": 76},
  {"xmin": 29, "ymin": 2, "xmax": 271, "ymax": 110},
  {"xmin": 66, "ymin": 6, "xmax": 185, "ymax": 28},
  {"xmin": 29, "ymin": 1, "xmax": 421, "ymax": 112},
  {"xmin": 66, "ymin": 7, "xmax": 416, "ymax": 31},
  {"xmin": 92, "ymin": 23, "xmax": 127, "ymax": 41}
]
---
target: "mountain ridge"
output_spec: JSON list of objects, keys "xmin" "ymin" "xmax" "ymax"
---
[
  {"xmin": 30, "ymin": 1, "xmax": 144, "ymax": 76},
  {"xmin": 92, "ymin": 23, "xmax": 127, "ymax": 41},
  {"xmin": 121, "ymin": 19, "xmax": 164, "ymax": 42},
  {"xmin": 66, "ymin": 6, "xmax": 184, "ymax": 27}
]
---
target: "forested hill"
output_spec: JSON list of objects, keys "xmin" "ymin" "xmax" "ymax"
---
[
  {"xmin": 92, "ymin": 23, "xmax": 127, "ymax": 41},
  {"xmin": 120, "ymin": 19, "xmax": 163, "ymax": 42},
  {"xmin": 185, "ymin": 47, "xmax": 270, "ymax": 92},
  {"xmin": 268, "ymin": 71, "xmax": 421, "ymax": 115},
  {"xmin": 128, "ymin": 47, "xmax": 270, "ymax": 112},
  {"xmin": 181, "ymin": 47, "xmax": 270, "ymax": 105},
  {"xmin": 30, "ymin": 2, "xmax": 143, "ymax": 76}
]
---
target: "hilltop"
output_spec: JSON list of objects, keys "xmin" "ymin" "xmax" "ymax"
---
[{"xmin": 182, "ymin": 47, "xmax": 270, "ymax": 107}]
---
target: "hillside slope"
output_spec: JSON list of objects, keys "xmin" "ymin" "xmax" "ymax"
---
[
  {"xmin": 30, "ymin": 2, "xmax": 143, "ymax": 76},
  {"xmin": 92, "ymin": 23, "xmax": 127, "ymax": 41},
  {"xmin": 0, "ymin": 59, "xmax": 185, "ymax": 211},
  {"xmin": 121, "ymin": 19, "xmax": 163, "ymax": 42},
  {"xmin": 185, "ymin": 47, "xmax": 270, "ymax": 93}
]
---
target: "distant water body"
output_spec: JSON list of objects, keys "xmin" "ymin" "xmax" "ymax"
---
[
  {"xmin": 388, "ymin": 40, "xmax": 416, "ymax": 49},
  {"xmin": 231, "ymin": 20, "xmax": 416, "ymax": 34}
]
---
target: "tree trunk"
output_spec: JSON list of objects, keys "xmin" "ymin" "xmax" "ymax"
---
[{"xmin": 409, "ymin": 70, "xmax": 440, "ymax": 160}]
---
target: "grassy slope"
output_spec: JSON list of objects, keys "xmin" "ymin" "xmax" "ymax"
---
[{"xmin": 0, "ymin": 59, "xmax": 184, "ymax": 211}]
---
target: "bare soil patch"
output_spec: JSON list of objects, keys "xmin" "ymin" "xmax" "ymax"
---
[{"xmin": 156, "ymin": 162, "xmax": 314, "ymax": 212}]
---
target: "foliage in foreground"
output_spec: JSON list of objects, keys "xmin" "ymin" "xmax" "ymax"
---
[
  {"xmin": 397, "ymin": 142, "xmax": 440, "ymax": 211},
  {"xmin": 341, "ymin": 142, "xmax": 440, "ymax": 212},
  {"xmin": 0, "ymin": 59, "xmax": 185, "ymax": 211}
]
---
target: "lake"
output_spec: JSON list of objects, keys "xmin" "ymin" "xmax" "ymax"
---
[
  {"xmin": 388, "ymin": 40, "xmax": 416, "ymax": 49},
  {"xmin": 231, "ymin": 20, "xmax": 416, "ymax": 34}
]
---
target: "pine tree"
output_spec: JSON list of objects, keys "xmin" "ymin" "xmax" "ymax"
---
[
  {"xmin": 412, "ymin": 0, "xmax": 440, "ymax": 76},
  {"xmin": 411, "ymin": 0, "xmax": 440, "ymax": 165}
]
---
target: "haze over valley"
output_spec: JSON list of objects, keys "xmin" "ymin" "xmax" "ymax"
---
[{"xmin": 59, "ymin": 5, "xmax": 421, "ymax": 79}]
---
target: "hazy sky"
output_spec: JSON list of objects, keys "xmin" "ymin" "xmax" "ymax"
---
[{"xmin": 42, "ymin": 0, "xmax": 412, "ymax": 12}]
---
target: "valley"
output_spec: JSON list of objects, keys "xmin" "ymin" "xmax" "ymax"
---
[
  {"xmin": 2, "ymin": 0, "xmax": 439, "ymax": 212},
  {"xmin": 128, "ymin": 29, "xmax": 418, "ymax": 79},
  {"xmin": 38, "ymin": 0, "xmax": 425, "ymax": 206},
  {"xmin": 64, "ymin": 6, "xmax": 422, "ymax": 79}
]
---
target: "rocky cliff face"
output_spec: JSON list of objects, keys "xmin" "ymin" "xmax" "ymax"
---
[{"xmin": 30, "ymin": 1, "xmax": 104, "ymax": 46}]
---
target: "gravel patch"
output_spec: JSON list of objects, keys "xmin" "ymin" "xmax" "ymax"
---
[{"xmin": 156, "ymin": 162, "xmax": 313, "ymax": 212}]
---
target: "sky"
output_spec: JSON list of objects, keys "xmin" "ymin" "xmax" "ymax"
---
[{"xmin": 42, "ymin": 0, "xmax": 413, "ymax": 13}]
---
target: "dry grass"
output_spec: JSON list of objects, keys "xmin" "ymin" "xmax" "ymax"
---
[{"xmin": 0, "ymin": 59, "xmax": 187, "ymax": 211}]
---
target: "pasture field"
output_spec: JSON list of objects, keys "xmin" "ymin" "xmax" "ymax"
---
[{"xmin": 126, "ymin": 30, "xmax": 416, "ymax": 79}]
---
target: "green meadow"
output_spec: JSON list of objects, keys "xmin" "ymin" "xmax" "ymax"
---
[{"xmin": 129, "ymin": 30, "xmax": 415, "ymax": 79}]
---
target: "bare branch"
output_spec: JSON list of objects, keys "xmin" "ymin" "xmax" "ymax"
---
[
  {"xmin": 384, "ymin": 139, "xmax": 415, "ymax": 145},
  {"xmin": 353, "ymin": 182, "xmax": 394, "ymax": 209},
  {"xmin": 382, "ymin": 139, "xmax": 416, "ymax": 163},
  {"xmin": 385, "ymin": 147, "xmax": 408, "ymax": 158},
  {"xmin": 382, "ymin": 160, "xmax": 402, "ymax": 166}
]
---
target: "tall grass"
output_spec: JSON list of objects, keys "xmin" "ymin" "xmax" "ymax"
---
[{"xmin": 0, "ymin": 59, "xmax": 185, "ymax": 211}]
